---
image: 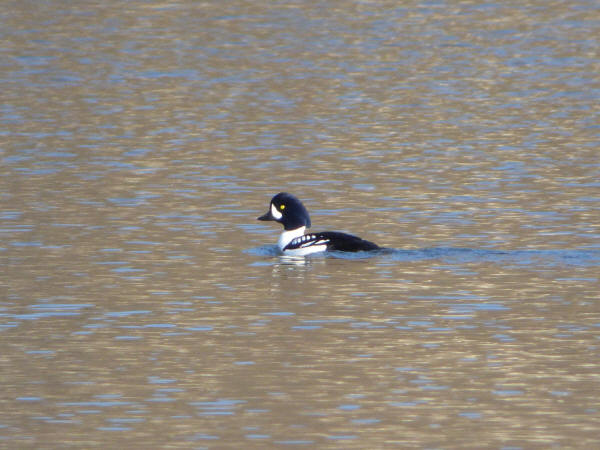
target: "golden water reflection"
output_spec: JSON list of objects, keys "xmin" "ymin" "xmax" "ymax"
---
[{"xmin": 2, "ymin": 0, "xmax": 599, "ymax": 447}]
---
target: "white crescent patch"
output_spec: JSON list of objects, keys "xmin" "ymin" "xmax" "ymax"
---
[{"xmin": 271, "ymin": 203, "xmax": 282, "ymax": 220}]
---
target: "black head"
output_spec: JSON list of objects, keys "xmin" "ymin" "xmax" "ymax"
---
[{"xmin": 257, "ymin": 192, "xmax": 311, "ymax": 230}]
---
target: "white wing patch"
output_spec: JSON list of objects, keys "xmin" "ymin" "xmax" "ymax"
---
[
  {"xmin": 289, "ymin": 234, "xmax": 330, "ymax": 249},
  {"xmin": 283, "ymin": 234, "xmax": 329, "ymax": 256}
]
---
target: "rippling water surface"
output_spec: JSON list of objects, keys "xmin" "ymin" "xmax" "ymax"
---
[{"xmin": 2, "ymin": 0, "xmax": 599, "ymax": 447}]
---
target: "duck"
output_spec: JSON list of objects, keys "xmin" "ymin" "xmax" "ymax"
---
[{"xmin": 258, "ymin": 192, "xmax": 381, "ymax": 256}]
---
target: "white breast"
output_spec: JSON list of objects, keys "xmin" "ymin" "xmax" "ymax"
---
[{"xmin": 277, "ymin": 227, "xmax": 306, "ymax": 251}]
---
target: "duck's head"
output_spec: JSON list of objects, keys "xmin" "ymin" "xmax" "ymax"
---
[{"xmin": 257, "ymin": 192, "xmax": 311, "ymax": 230}]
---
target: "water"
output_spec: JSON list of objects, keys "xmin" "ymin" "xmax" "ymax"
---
[{"xmin": 2, "ymin": 0, "xmax": 599, "ymax": 447}]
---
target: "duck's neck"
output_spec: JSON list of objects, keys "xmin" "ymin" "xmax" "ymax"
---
[{"xmin": 278, "ymin": 226, "xmax": 306, "ymax": 251}]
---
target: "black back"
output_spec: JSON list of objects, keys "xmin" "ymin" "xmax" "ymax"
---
[{"xmin": 317, "ymin": 231, "xmax": 380, "ymax": 252}]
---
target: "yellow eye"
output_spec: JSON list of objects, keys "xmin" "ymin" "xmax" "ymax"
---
[{"xmin": 280, "ymin": 204, "xmax": 285, "ymax": 210}]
